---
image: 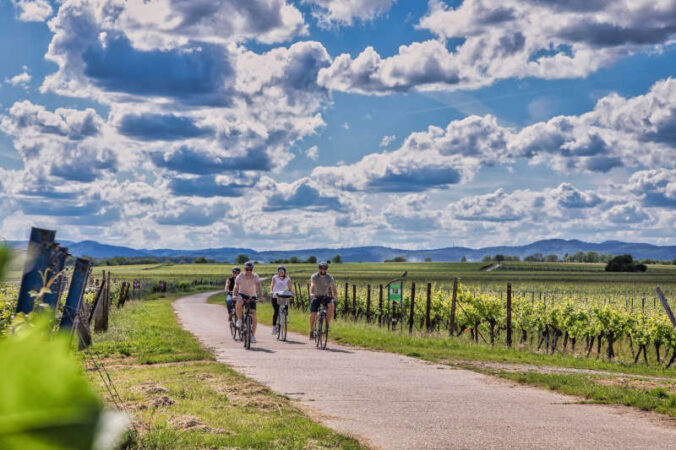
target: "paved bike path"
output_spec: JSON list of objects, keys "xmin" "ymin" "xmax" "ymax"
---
[{"xmin": 174, "ymin": 292, "xmax": 676, "ymax": 449}]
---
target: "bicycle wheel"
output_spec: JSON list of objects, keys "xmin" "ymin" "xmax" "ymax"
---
[
  {"xmin": 314, "ymin": 317, "xmax": 321, "ymax": 348},
  {"xmin": 319, "ymin": 314, "xmax": 328, "ymax": 350},
  {"xmin": 229, "ymin": 318, "xmax": 236, "ymax": 339},
  {"xmin": 276, "ymin": 310, "xmax": 282, "ymax": 340},
  {"xmin": 244, "ymin": 314, "xmax": 252, "ymax": 349},
  {"xmin": 280, "ymin": 308, "xmax": 287, "ymax": 342}
]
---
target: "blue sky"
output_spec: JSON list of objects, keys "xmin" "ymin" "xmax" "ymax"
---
[{"xmin": 0, "ymin": 0, "xmax": 674, "ymax": 250}]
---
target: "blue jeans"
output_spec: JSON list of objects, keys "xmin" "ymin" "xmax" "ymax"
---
[{"xmin": 226, "ymin": 294, "xmax": 234, "ymax": 315}]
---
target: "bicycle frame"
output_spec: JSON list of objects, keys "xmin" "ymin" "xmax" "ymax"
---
[{"xmin": 240, "ymin": 294, "xmax": 257, "ymax": 349}]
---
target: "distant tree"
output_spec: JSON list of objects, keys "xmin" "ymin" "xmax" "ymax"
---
[
  {"xmin": 289, "ymin": 256, "xmax": 300, "ymax": 264},
  {"xmin": 605, "ymin": 255, "xmax": 647, "ymax": 272},
  {"xmin": 495, "ymin": 254, "xmax": 505, "ymax": 262},
  {"xmin": 460, "ymin": 256, "xmax": 467, "ymax": 263},
  {"xmin": 584, "ymin": 251, "xmax": 600, "ymax": 263},
  {"xmin": 235, "ymin": 254, "xmax": 250, "ymax": 264},
  {"xmin": 640, "ymin": 258, "xmax": 654, "ymax": 265},
  {"xmin": 482, "ymin": 255, "xmax": 491, "ymax": 262},
  {"xmin": 524, "ymin": 253, "xmax": 544, "ymax": 262},
  {"xmin": 306, "ymin": 255, "xmax": 317, "ymax": 264},
  {"xmin": 193, "ymin": 256, "xmax": 208, "ymax": 264},
  {"xmin": 332, "ymin": 254, "xmax": 343, "ymax": 264},
  {"xmin": 385, "ymin": 256, "xmax": 407, "ymax": 262},
  {"xmin": 424, "ymin": 257, "xmax": 432, "ymax": 262},
  {"xmin": 673, "ymin": 258, "xmax": 676, "ymax": 265},
  {"xmin": 544, "ymin": 254, "xmax": 559, "ymax": 262}
]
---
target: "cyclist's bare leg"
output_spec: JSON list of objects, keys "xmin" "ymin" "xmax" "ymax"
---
[
  {"xmin": 235, "ymin": 300, "xmax": 243, "ymax": 322},
  {"xmin": 327, "ymin": 302, "xmax": 334, "ymax": 325},
  {"xmin": 252, "ymin": 310, "xmax": 257, "ymax": 336},
  {"xmin": 309, "ymin": 312, "xmax": 317, "ymax": 331}
]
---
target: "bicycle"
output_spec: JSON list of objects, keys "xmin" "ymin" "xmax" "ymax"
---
[
  {"xmin": 226, "ymin": 293, "xmax": 240, "ymax": 341},
  {"xmin": 239, "ymin": 294, "xmax": 257, "ymax": 350},
  {"xmin": 274, "ymin": 290, "xmax": 293, "ymax": 342},
  {"xmin": 313, "ymin": 296, "xmax": 332, "ymax": 350}
]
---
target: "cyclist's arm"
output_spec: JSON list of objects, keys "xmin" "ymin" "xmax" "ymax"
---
[
  {"xmin": 269, "ymin": 279, "xmax": 275, "ymax": 295},
  {"xmin": 256, "ymin": 277, "xmax": 263, "ymax": 300},
  {"xmin": 310, "ymin": 278, "xmax": 316, "ymax": 299},
  {"xmin": 288, "ymin": 279, "xmax": 294, "ymax": 296},
  {"xmin": 233, "ymin": 277, "xmax": 240, "ymax": 298},
  {"xmin": 329, "ymin": 281, "xmax": 338, "ymax": 299}
]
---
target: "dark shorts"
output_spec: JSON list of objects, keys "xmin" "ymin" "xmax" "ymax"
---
[
  {"xmin": 237, "ymin": 296, "xmax": 257, "ymax": 310},
  {"xmin": 310, "ymin": 297, "xmax": 333, "ymax": 313}
]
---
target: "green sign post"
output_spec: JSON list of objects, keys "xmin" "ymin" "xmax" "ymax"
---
[{"xmin": 388, "ymin": 282, "xmax": 402, "ymax": 302}]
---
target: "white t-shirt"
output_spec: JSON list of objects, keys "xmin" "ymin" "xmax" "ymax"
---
[{"xmin": 271, "ymin": 274, "xmax": 291, "ymax": 293}]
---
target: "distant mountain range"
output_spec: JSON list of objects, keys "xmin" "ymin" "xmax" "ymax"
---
[{"xmin": 4, "ymin": 239, "xmax": 676, "ymax": 262}]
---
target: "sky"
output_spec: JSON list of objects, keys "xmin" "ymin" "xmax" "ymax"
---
[{"xmin": 0, "ymin": 0, "xmax": 674, "ymax": 251}]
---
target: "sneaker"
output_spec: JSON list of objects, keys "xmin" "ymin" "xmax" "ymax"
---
[
  {"xmin": 236, "ymin": 319, "xmax": 242, "ymax": 328},
  {"xmin": 272, "ymin": 325, "xmax": 278, "ymax": 335},
  {"xmin": 251, "ymin": 336, "xmax": 257, "ymax": 343}
]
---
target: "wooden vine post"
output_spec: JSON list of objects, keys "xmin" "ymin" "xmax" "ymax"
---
[
  {"xmin": 344, "ymin": 282, "xmax": 349, "ymax": 317},
  {"xmin": 408, "ymin": 282, "xmax": 416, "ymax": 334},
  {"xmin": 449, "ymin": 277, "xmax": 458, "ymax": 336},
  {"xmin": 378, "ymin": 284, "xmax": 383, "ymax": 326},
  {"xmin": 655, "ymin": 287, "xmax": 676, "ymax": 327},
  {"xmin": 366, "ymin": 284, "xmax": 371, "ymax": 323},
  {"xmin": 93, "ymin": 271, "xmax": 107, "ymax": 332},
  {"xmin": 506, "ymin": 283, "xmax": 513, "ymax": 348},
  {"xmin": 425, "ymin": 283, "xmax": 432, "ymax": 331},
  {"xmin": 352, "ymin": 284, "xmax": 357, "ymax": 320}
]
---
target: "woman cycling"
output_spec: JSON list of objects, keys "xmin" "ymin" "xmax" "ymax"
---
[
  {"xmin": 270, "ymin": 265, "xmax": 293, "ymax": 335},
  {"xmin": 224, "ymin": 266, "xmax": 240, "ymax": 321}
]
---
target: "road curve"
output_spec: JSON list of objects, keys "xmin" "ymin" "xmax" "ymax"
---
[{"xmin": 174, "ymin": 291, "xmax": 676, "ymax": 449}]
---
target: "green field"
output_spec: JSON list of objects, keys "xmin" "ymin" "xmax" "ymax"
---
[{"xmin": 98, "ymin": 261, "xmax": 676, "ymax": 310}]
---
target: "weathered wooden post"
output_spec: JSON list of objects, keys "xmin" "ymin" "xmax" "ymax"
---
[
  {"xmin": 344, "ymin": 282, "xmax": 349, "ymax": 317},
  {"xmin": 88, "ymin": 274, "xmax": 106, "ymax": 325},
  {"xmin": 408, "ymin": 282, "xmax": 416, "ymax": 334},
  {"xmin": 94, "ymin": 271, "xmax": 110, "ymax": 332},
  {"xmin": 642, "ymin": 297, "xmax": 645, "ymax": 314},
  {"xmin": 59, "ymin": 258, "xmax": 91, "ymax": 330},
  {"xmin": 378, "ymin": 284, "xmax": 383, "ymax": 326},
  {"xmin": 352, "ymin": 284, "xmax": 357, "ymax": 320},
  {"xmin": 16, "ymin": 227, "xmax": 57, "ymax": 314},
  {"xmin": 506, "ymin": 283, "xmax": 513, "ymax": 348},
  {"xmin": 45, "ymin": 246, "xmax": 69, "ymax": 310},
  {"xmin": 117, "ymin": 282, "xmax": 128, "ymax": 308},
  {"xmin": 655, "ymin": 287, "xmax": 676, "ymax": 327},
  {"xmin": 425, "ymin": 283, "xmax": 432, "ymax": 331},
  {"xmin": 449, "ymin": 277, "xmax": 458, "ymax": 336},
  {"xmin": 366, "ymin": 284, "xmax": 371, "ymax": 323}
]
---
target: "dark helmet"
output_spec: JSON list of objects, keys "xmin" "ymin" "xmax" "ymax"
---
[
  {"xmin": 232, "ymin": 266, "xmax": 241, "ymax": 273},
  {"xmin": 244, "ymin": 261, "xmax": 254, "ymax": 270},
  {"xmin": 318, "ymin": 261, "xmax": 329, "ymax": 269},
  {"xmin": 277, "ymin": 265, "xmax": 286, "ymax": 272}
]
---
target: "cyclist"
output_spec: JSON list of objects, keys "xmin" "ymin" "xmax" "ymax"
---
[
  {"xmin": 270, "ymin": 265, "xmax": 293, "ymax": 335},
  {"xmin": 233, "ymin": 261, "xmax": 263, "ymax": 343},
  {"xmin": 224, "ymin": 266, "xmax": 240, "ymax": 321},
  {"xmin": 309, "ymin": 261, "xmax": 337, "ymax": 339}
]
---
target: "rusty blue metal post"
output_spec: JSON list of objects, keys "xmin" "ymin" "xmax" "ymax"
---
[
  {"xmin": 59, "ymin": 258, "xmax": 91, "ymax": 330},
  {"xmin": 44, "ymin": 246, "xmax": 69, "ymax": 308},
  {"xmin": 16, "ymin": 227, "xmax": 56, "ymax": 314}
]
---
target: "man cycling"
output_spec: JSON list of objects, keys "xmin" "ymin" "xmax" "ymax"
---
[
  {"xmin": 233, "ymin": 261, "xmax": 263, "ymax": 344},
  {"xmin": 309, "ymin": 261, "xmax": 337, "ymax": 339},
  {"xmin": 224, "ymin": 266, "xmax": 240, "ymax": 321},
  {"xmin": 270, "ymin": 265, "xmax": 293, "ymax": 335}
]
